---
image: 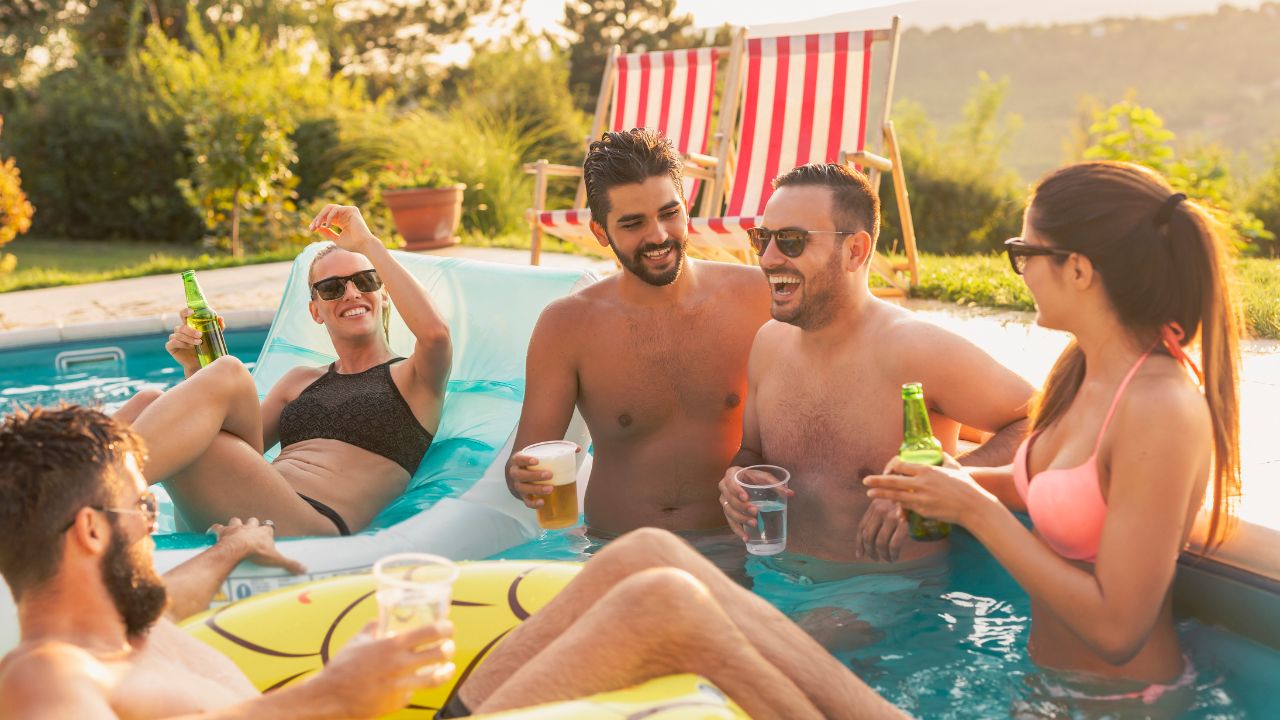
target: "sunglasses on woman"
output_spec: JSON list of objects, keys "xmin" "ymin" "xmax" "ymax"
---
[
  {"xmin": 311, "ymin": 269, "xmax": 383, "ymax": 301},
  {"xmin": 747, "ymin": 227, "xmax": 862, "ymax": 258},
  {"xmin": 1003, "ymin": 238, "xmax": 1075, "ymax": 276}
]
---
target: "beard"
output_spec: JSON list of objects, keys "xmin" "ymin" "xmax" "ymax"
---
[
  {"xmin": 772, "ymin": 251, "xmax": 849, "ymax": 330},
  {"xmin": 101, "ymin": 522, "xmax": 168, "ymax": 637},
  {"xmin": 608, "ymin": 235, "xmax": 687, "ymax": 287}
]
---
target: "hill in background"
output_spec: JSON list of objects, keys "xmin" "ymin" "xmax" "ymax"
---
[{"xmin": 864, "ymin": 3, "xmax": 1280, "ymax": 180}]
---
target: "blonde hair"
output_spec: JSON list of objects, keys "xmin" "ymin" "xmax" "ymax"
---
[{"xmin": 308, "ymin": 244, "xmax": 392, "ymax": 341}]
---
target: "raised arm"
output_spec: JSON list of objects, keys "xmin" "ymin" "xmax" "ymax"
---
[
  {"xmin": 310, "ymin": 205, "xmax": 452, "ymax": 396},
  {"xmin": 506, "ymin": 301, "xmax": 581, "ymax": 506}
]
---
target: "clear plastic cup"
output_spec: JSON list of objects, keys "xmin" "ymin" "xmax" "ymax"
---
[
  {"xmin": 734, "ymin": 465, "xmax": 790, "ymax": 556},
  {"xmin": 373, "ymin": 553, "xmax": 459, "ymax": 638},
  {"xmin": 521, "ymin": 440, "xmax": 580, "ymax": 530}
]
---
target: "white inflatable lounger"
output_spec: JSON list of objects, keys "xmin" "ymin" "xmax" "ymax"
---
[
  {"xmin": 1, "ymin": 246, "xmax": 599, "ymax": 651},
  {"xmin": 158, "ymin": 243, "xmax": 598, "ymax": 574}
]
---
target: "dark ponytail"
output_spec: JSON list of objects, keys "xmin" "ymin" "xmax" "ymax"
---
[{"xmin": 1026, "ymin": 161, "xmax": 1241, "ymax": 548}]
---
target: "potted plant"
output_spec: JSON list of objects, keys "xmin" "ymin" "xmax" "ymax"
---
[{"xmin": 380, "ymin": 160, "xmax": 466, "ymax": 250}]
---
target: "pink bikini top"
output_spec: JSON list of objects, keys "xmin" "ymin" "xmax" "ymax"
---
[{"xmin": 1012, "ymin": 346, "xmax": 1160, "ymax": 563}]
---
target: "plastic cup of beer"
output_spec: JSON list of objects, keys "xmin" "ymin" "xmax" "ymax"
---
[
  {"xmin": 521, "ymin": 440, "xmax": 580, "ymax": 530},
  {"xmin": 373, "ymin": 553, "xmax": 459, "ymax": 639},
  {"xmin": 734, "ymin": 465, "xmax": 790, "ymax": 556}
]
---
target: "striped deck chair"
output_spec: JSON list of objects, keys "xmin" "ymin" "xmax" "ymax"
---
[
  {"xmin": 524, "ymin": 42, "xmax": 729, "ymax": 264},
  {"xmin": 690, "ymin": 17, "xmax": 921, "ymax": 294}
]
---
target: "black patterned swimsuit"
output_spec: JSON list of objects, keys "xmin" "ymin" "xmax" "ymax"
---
[{"xmin": 276, "ymin": 358, "xmax": 434, "ymax": 534}]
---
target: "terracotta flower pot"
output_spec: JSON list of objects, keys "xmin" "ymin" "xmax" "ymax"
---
[{"xmin": 383, "ymin": 184, "xmax": 466, "ymax": 251}]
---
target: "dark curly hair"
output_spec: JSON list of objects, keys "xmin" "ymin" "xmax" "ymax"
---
[
  {"xmin": 0, "ymin": 405, "xmax": 145, "ymax": 598},
  {"xmin": 583, "ymin": 128, "xmax": 685, "ymax": 226}
]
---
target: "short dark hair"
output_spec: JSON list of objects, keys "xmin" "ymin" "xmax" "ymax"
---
[
  {"xmin": 583, "ymin": 128, "xmax": 685, "ymax": 226},
  {"xmin": 0, "ymin": 405, "xmax": 145, "ymax": 599},
  {"xmin": 772, "ymin": 163, "xmax": 880, "ymax": 242}
]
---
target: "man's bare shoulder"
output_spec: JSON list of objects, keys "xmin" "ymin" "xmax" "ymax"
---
[
  {"xmin": 696, "ymin": 260, "xmax": 769, "ymax": 293},
  {"xmin": 0, "ymin": 642, "xmax": 113, "ymax": 717},
  {"xmin": 748, "ymin": 320, "xmax": 799, "ymax": 368}
]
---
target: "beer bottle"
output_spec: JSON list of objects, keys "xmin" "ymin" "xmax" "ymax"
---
[
  {"xmin": 181, "ymin": 270, "xmax": 228, "ymax": 367},
  {"xmin": 899, "ymin": 382, "xmax": 951, "ymax": 541}
]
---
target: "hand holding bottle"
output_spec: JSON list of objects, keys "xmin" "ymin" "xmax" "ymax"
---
[{"xmin": 166, "ymin": 307, "xmax": 225, "ymax": 377}]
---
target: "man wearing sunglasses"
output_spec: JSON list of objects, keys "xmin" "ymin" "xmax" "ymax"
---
[
  {"xmin": 716, "ymin": 163, "xmax": 1034, "ymax": 642},
  {"xmin": 121, "ymin": 204, "xmax": 452, "ymax": 538},
  {"xmin": 0, "ymin": 405, "xmax": 458, "ymax": 718},
  {"xmin": 506, "ymin": 128, "xmax": 771, "ymax": 553}
]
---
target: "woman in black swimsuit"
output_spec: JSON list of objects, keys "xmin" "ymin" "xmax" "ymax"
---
[{"xmin": 123, "ymin": 205, "xmax": 451, "ymax": 536}]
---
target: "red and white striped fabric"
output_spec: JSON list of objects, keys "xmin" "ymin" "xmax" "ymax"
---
[
  {"xmin": 691, "ymin": 31, "xmax": 874, "ymax": 252},
  {"xmin": 537, "ymin": 48, "xmax": 719, "ymax": 249}
]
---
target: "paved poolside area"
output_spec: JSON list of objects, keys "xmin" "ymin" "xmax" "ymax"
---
[{"xmin": 0, "ymin": 245, "xmax": 614, "ymax": 332}]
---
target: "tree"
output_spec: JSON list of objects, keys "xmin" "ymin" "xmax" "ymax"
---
[
  {"xmin": 2, "ymin": 1, "xmax": 510, "ymax": 96},
  {"xmin": 1084, "ymin": 98, "xmax": 1273, "ymax": 254},
  {"xmin": 561, "ymin": 0, "xmax": 695, "ymax": 111},
  {"xmin": 141, "ymin": 21, "xmax": 299, "ymax": 257}
]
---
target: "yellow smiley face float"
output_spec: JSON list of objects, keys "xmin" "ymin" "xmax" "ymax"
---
[{"xmin": 182, "ymin": 561, "xmax": 747, "ymax": 719}]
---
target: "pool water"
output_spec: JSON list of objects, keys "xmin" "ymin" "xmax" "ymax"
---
[
  {"xmin": 0, "ymin": 328, "xmax": 268, "ymax": 413},
  {"xmin": 2, "ymin": 328, "xmax": 1275, "ymax": 718},
  {"xmin": 493, "ymin": 526, "xmax": 1264, "ymax": 718}
]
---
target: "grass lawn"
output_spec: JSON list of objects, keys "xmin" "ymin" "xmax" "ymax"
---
[
  {"xmin": 4, "ymin": 237, "xmax": 1277, "ymax": 340},
  {"xmin": 904, "ymin": 253, "xmax": 1280, "ymax": 341},
  {"xmin": 0, "ymin": 238, "xmax": 303, "ymax": 294}
]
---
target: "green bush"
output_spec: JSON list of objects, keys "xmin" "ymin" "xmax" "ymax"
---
[
  {"xmin": 1, "ymin": 60, "xmax": 201, "ymax": 243},
  {"xmin": 1246, "ymin": 147, "xmax": 1280, "ymax": 258},
  {"xmin": 0, "ymin": 116, "xmax": 33, "ymax": 272},
  {"xmin": 1083, "ymin": 99, "xmax": 1273, "ymax": 255},
  {"xmin": 880, "ymin": 75, "xmax": 1026, "ymax": 255}
]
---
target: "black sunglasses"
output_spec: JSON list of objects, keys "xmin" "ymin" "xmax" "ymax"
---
[
  {"xmin": 63, "ymin": 491, "xmax": 160, "ymax": 533},
  {"xmin": 311, "ymin": 269, "xmax": 383, "ymax": 301},
  {"xmin": 747, "ymin": 227, "xmax": 860, "ymax": 258},
  {"xmin": 1003, "ymin": 238, "xmax": 1075, "ymax": 276}
]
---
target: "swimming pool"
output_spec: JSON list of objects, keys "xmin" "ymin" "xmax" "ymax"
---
[{"xmin": 2, "ymin": 321, "xmax": 1276, "ymax": 718}]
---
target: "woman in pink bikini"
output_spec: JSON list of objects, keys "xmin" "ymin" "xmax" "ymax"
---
[{"xmin": 865, "ymin": 161, "xmax": 1240, "ymax": 707}]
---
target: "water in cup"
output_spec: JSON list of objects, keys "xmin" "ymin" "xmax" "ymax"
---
[
  {"xmin": 747, "ymin": 499, "xmax": 788, "ymax": 555},
  {"xmin": 521, "ymin": 440, "xmax": 580, "ymax": 530},
  {"xmin": 373, "ymin": 553, "xmax": 458, "ymax": 639},
  {"xmin": 734, "ymin": 465, "xmax": 790, "ymax": 556}
]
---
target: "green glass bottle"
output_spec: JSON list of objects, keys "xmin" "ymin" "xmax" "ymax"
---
[
  {"xmin": 899, "ymin": 382, "xmax": 951, "ymax": 541},
  {"xmin": 181, "ymin": 270, "xmax": 228, "ymax": 367}
]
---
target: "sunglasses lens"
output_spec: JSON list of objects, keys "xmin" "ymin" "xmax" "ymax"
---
[
  {"xmin": 748, "ymin": 229, "xmax": 769, "ymax": 255},
  {"xmin": 314, "ymin": 278, "xmax": 344, "ymax": 300},
  {"xmin": 776, "ymin": 231, "xmax": 808, "ymax": 258},
  {"xmin": 352, "ymin": 270, "xmax": 382, "ymax": 293}
]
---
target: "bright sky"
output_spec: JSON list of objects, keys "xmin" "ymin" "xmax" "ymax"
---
[{"xmin": 518, "ymin": 0, "xmax": 1268, "ymax": 34}]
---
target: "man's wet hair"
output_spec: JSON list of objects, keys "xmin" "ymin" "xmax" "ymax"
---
[
  {"xmin": 0, "ymin": 405, "xmax": 144, "ymax": 599},
  {"xmin": 772, "ymin": 163, "xmax": 880, "ymax": 243},
  {"xmin": 583, "ymin": 128, "xmax": 685, "ymax": 226}
]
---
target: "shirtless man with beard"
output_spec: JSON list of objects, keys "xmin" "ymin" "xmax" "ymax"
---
[
  {"xmin": 718, "ymin": 164, "xmax": 1034, "ymax": 642},
  {"xmin": 506, "ymin": 129, "xmax": 771, "ymax": 547},
  {"xmin": 0, "ymin": 406, "xmax": 906, "ymax": 720}
]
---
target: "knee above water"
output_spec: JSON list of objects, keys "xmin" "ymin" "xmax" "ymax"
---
[
  {"xmin": 205, "ymin": 355, "xmax": 251, "ymax": 383},
  {"xmin": 610, "ymin": 527, "xmax": 687, "ymax": 557},
  {"xmin": 614, "ymin": 567, "xmax": 711, "ymax": 608}
]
